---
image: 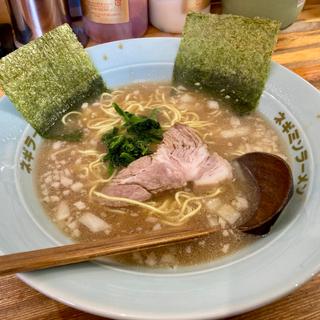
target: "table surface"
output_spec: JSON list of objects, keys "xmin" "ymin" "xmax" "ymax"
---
[{"xmin": 1, "ymin": 3, "xmax": 320, "ymax": 320}]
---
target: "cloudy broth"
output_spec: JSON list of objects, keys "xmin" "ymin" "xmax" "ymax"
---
[{"xmin": 35, "ymin": 83, "xmax": 287, "ymax": 268}]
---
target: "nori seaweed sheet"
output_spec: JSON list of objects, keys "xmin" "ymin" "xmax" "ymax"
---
[
  {"xmin": 173, "ymin": 13, "xmax": 280, "ymax": 114},
  {"xmin": 0, "ymin": 24, "xmax": 106, "ymax": 138}
]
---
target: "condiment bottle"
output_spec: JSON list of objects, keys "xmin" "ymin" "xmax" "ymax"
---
[
  {"xmin": 81, "ymin": 0, "xmax": 148, "ymax": 43},
  {"xmin": 149, "ymin": 0, "xmax": 211, "ymax": 34}
]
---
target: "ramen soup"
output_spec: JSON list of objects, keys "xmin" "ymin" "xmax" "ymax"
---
[{"xmin": 36, "ymin": 83, "xmax": 287, "ymax": 268}]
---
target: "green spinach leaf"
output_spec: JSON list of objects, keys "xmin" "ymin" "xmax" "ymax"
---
[{"xmin": 101, "ymin": 103, "xmax": 163, "ymax": 173}]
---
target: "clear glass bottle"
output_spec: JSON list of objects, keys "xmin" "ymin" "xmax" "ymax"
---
[
  {"xmin": 81, "ymin": 0, "xmax": 148, "ymax": 43},
  {"xmin": 222, "ymin": 0, "xmax": 305, "ymax": 29}
]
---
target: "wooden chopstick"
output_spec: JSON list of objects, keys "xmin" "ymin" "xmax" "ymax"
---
[{"xmin": 0, "ymin": 226, "xmax": 218, "ymax": 276}]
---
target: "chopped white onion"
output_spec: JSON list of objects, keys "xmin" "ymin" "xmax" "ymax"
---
[
  {"xmin": 130, "ymin": 213, "xmax": 138, "ymax": 217},
  {"xmin": 71, "ymin": 182, "xmax": 83, "ymax": 192},
  {"xmin": 222, "ymin": 244, "xmax": 230, "ymax": 254},
  {"xmin": 230, "ymin": 116, "xmax": 241, "ymax": 127},
  {"xmin": 90, "ymin": 139, "xmax": 97, "ymax": 146},
  {"xmin": 218, "ymin": 217, "xmax": 227, "ymax": 229},
  {"xmin": 206, "ymin": 198, "xmax": 222, "ymax": 211},
  {"xmin": 52, "ymin": 141, "xmax": 63, "ymax": 150},
  {"xmin": 152, "ymin": 223, "xmax": 162, "ymax": 231},
  {"xmin": 52, "ymin": 182, "xmax": 60, "ymax": 189},
  {"xmin": 185, "ymin": 246, "xmax": 192, "ymax": 254},
  {"xmin": 56, "ymin": 201, "xmax": 70, "ymax": 220},
  {"xmin": 222, "ymin": 230, "xmax": 229, "ymax": 237},
  {"xmin": 50, "ymin": 195, "xmax": 60, "ymax": 202},
  {"xmin": 217, "ymin": 204, "xmax": 241, "ymax": 225},
  {"xmin": 207, "ymin": 215, "xmax": 219, "ymax": 227},
  {"xmin": 220, "ymin": 127, "xmax": 250, "ymax": 139},
  {"xmin": 63, "ymin": 190, "xmax": 71, "ymax": 196},
  {"xmin": 207, "ymin": 100, "xmax": 219, "ymax": 110},
  {"xmin": 104, "ymin": 228, "xmax": 111, "ymax": 235},
  {"xmin": 44, "ymin": 176, "xmax": 52, "ymax": 184},
  {"xmin": 232, "ymin": 196, "xmax": 249, "ymax": 211},
  {"xmin": 160, "ymin": 253, "xmax": 176, "ymax": 265},
  {"xmin": 73, "ymin": 201, "xmax": 86, "ymax": 210},
  {"xmin": 61, "ymin": 176, "xmax": 73, "ymax": 187},
  {"xmin": 145, "ymin": 216, "xmax": 158, "ymax": 223},
  {"xmin": 145, "ymin": 252, "xmax": 157, "ymax": 267},
  {"xmin": 72, "ymin": 229, "xmax": 81, "ymax": 238},
  {"xmin": 177, "ymin": 85, "xmax": 186, "ymax": 91},
  {"xmin": 68, "ymin": 220, "xmax": 78, "ymax": 230},
  {"xmin": 180, "ymin": 94, "xmax": 194, "ymax": 103},
  {"xmin": 198, "ymin": 240, "xmax": 206, "ymax": 247},
  {"xmin": 79, "ymin": 213, "xmax": 111, "ymax": 233},
  {"xmin": 81, "ymin": 102, "xmax": 89, "ymax": 109}
]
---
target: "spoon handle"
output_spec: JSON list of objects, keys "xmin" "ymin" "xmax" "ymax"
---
[{"xmin": 0, "ymin": 226, "xmax": 218, "ymax": 276}]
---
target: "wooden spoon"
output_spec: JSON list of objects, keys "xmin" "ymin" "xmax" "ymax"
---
[
  {"xmin": 0, "ymin": 152, "xmax": 293, "ymax": 276},
  {"xmin": 236, "ymin": 152, "xmax": 294, "ymax": 235}
]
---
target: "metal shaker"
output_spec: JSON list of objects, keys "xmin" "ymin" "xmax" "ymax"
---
[{"xmin": 5, "ymin": 0, "xmax": 70, "ymax": 47}]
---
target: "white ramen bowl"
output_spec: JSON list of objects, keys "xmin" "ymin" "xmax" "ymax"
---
[{"xmin": 0, "ymin": 38, "xmax": 320, "ymax": 319}]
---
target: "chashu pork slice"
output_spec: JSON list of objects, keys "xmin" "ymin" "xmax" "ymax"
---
[{"xmin": 102, "ymin": 124, "xmax": 233, "ymax": 206}]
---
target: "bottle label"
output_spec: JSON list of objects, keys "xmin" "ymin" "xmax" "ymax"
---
[
  {"xmin": 82, "ymin": 0, "xmax": 129, "ymax": 24},
  {"xmin": 184, "ymin": 0, "xmax": 211, "ymax": 12}
]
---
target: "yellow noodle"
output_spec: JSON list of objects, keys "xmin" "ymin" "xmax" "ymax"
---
[
  {"xmin": 179, "ymin": 201, "xmax": 202, "ymax": 223},
  {"xmin": 100, "ymin": 92, "xmax": 113, "ymax": 100},
  {"xmin": 87, "ymin": 118, "xmax": 121, "ymax": 130},
  {"xmin": 78, "ymin": 149, "xmax": 101, "ymax": 155},
  {"xmin": 93, "ymin": 191, "xmax": 174, "ymax": 214},
  {"xmin": 108, "ymin": 208, "xmax": 127, "ymax": 214},
  {"xmin": 99, "ymin": 108, "xmax": 117, "ymax": 117},
  {"xmin": 51, "ymin": 146, "xmax": 75, "ymax": 157},
  {"xmin": 93, "ymin": 189, "xmax": 221, "ymax": 226},
  {"xmin": 185, "ymin": 112, "xmax": 200, "ymax": 121},
  {"xmin": 63, "ymin": 87, "xmax": 219, "ymax": 227},
  {"xmin": 79, "ymin": 167, "xmax": 89, "ymax": 177},
  {"xmin": 61, "ymin": 111, "xmax": 82, "ymax": 125}
]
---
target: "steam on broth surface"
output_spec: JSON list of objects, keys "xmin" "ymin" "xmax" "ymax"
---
[{"xmin": 35, "ymin": 83, "xmax": 287, "ymax": 268}]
